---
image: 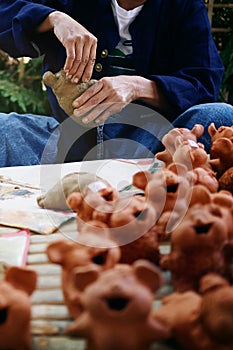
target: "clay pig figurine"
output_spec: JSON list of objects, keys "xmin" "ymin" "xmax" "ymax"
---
[
  {"xmin": 43, "ymin": 69, "xmax": 97, "ymax": 127},
  {"xmin": 0, "ymin": 266, "xmax": 37, "ymax": 350},
  {"xmin": 66, "ymin": 260, "xmax": 170, "ymax": 350},
  {"xmin": 46, "ymin": 233, "xmax": 121, "ymax": 318},
  {"xmin": 155, "ymin": 273, "xmax": 233, "ymax": 350}
]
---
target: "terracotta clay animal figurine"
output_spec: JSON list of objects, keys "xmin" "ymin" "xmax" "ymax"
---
[
  {"xmin": 173, "ymin": 136, "xmax": 210, "ymax": 171},
  {"xmin": 66, "ymin": 260, "xmax": 170, "ymax": 350},
  {"xmin": 208, "ymin": 123, "xmax": 233, "ymax": 177},
  {"xmin": 154, "ymin": 273, "xmax": 233, "ymax": 350},
  {"xmin": 0, "ymin": 266, "xmax": 37, "ymax": 350},
  {"xmin": 43, "ymin": 70, "xmax": 97, "ymax": 127},
  {"xmin": 155, "ymin": 124, "xmax": 204, "ymax": 165},
  {"xmin": 161, "ymin": 199, "xmax": 233, "ymax": 292},
  {"xmin": 67, "ymin": 180, "xmax": 119, "ymax": 230},
  {"xmin": 208, "ymin": 123, "xmax": 233, "ymax": 143},
  {"xmin": 37, "ymin": 172, "xmax": 110, "ymax": 210},
  {"xmin": 46, "ymin": 233, "xmax": 121, "ymax": 318},
  {"xmin": 103, "ymin": 195, "xmax": 160, "ymax": 264}
]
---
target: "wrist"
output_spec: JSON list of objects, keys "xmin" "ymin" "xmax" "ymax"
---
[{"xmin": 37, "ymin": 11, "xmax": 61, "ymax": 32}]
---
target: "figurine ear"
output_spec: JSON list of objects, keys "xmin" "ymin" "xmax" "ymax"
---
[
  {"xmin": 46, "ymin": 240, "xmax": 70, "ymax": 265},
  {"xmin": 5, "ymin": 266, "xmax": 37, "ymax": 296},
  {"xmin": 189, "ymin": 185, "xmax": 211, "ymax": 207},
  {"xmin": 167, "ymin": 162, "xmax": 188, "ymax": 176},
  {"xmin": 208, "ymin": 122, "xmax": 217, "ymax": 138},
  {"xmin": 66, "ymin": 192, "xmax": 83, "ymax": 211},
  {"xmin": 133, "ymin": 171, "xmax": 152, "ymax": 190},
  {"xmin": 72, "ymin": 265, "xmax": 99, "ymax": 291},
  {"xmin": 133, "ymin": 260, "xmax": 163, "ymax": 293},
  {"xmin": 191, "ymin": 124, "xmax": 204, "ymax": 138}
]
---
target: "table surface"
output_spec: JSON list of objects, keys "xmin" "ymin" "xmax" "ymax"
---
[{"xmin": 0, "ymin": 159, "xmax": 177, "ymax": 350}]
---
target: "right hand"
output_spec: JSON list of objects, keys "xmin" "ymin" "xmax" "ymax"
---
[{"xmin": 47, "ymin": 11, "xmax": 97, "ymax": 82}]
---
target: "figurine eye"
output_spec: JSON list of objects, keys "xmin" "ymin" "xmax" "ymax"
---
[
  {"xmin": 0, "ymin": 307, "xmax": 8, "ymax": 324},
  {"xmin": 92, "ymin": 251, "xmax": 108, "ymax": 265},
  {"xmin": 105, "ymin": 297, "xmax": 129, "ymax": 311},
  {"xmin": 195, "ymin": 223, "xmax": 212, "ymax": 234}
]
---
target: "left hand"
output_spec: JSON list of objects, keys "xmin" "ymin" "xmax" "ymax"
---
[{"xmin": 72, "ymin": 76, "xmax": 137, "ymax": 124}]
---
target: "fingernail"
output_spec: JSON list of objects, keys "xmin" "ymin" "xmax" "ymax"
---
[
  {"xmin": 73, "ymin": 78, "xmax": 79, "ymax": 83},
  {"xmin": 82, "ymin": 117, "xmax": 89, "ymax": 124},
  {"xmin": 67, "ymin": 75, "xmax": 72, "ymax": 80}
]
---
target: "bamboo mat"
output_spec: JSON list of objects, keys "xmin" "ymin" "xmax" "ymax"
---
[{"xmin": 27, "ymin": 229, "xmax": 176, "ymax": 350}]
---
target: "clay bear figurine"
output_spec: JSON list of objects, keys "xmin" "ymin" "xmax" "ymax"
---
[
  {"xmin": 67, "ymin": 180, "xmax": 119, "ymax": 230},
  {"xmin": 43, "ymin": 70, "xmax": 97, "ymax": 127},
  {"xmin": 37, "ymin": 172, "xmax": 110, "ymax": 210},
  {"xmin": 208, "ymin": 123, "xmax": 233, "ymax": 177},
  {"xmin": 161, "ymin": 198, "xmax": 233, "ymax": 292},
  {"xmin": 46, "ymin": 233, "xmax": 121, "ymax": 318},
  {"xmin": 105, "ymin": 195, "xmax": 160, "ymax": 265},
  {"xmin": 0, "ymin": 266, "xmax": 37, "ymax": 350},
  {"xmin": 155, "ymin": 124, "xmax": 204, "ymax": 165},
  {"xmin": 154, "ymin": 273, "xmax": 233, "ymax": 350},
  {"xmin": 133, "ymin": 163, "xmax": 192, "ymax": 234},
  {"xmin": 66, "ymin": 260, "xmax": 170, "ymax": 350}
]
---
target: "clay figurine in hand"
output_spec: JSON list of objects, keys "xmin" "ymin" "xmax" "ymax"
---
[
  {"xmin": 46, "ymin": 233, "xmax": 121, "ymax": 318},
  {"xmin": 67, "ymin": 180, "xmax": 119, "ymax": 230},
  {"xmin": 43, "ymin": 70, "xmax": 97, "ymax": 127},
  {"xmin": 37, "ymin": 172, "xmax": 111, "ymax": 211},
  {"xmin": 0, "ymin": 266, "xmax": 37, "ymax": 350},
  {"xmin": 66, "ymin": 260, "xmax": 170, "ymax": 350},
  {"xmin": 155, "ymin": 273, "xmax": 233, "ymax": 350},
  {"xmin": 155, "ymin": 124, "xmax": 204, "ymax": 165},
  {"xmin": 161, "ymin": 200, "xmax": 233, "ymax": 292}
]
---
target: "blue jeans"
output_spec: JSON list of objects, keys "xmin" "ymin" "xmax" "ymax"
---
[
  {"xmin": 0, "ymin": 113, "xmax": 59, "ymax": 167},
  {"xmin": 0, "ymin": 103, "xmax": 233, "ymax": 166}
]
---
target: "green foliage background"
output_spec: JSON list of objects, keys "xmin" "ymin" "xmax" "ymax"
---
[
  {"xmin": 0, "ymin": 0, "xmax": 232, "ymax": 114},
  {"xmin": 0, "ymin": 51, "xmax": 51, "ymax": 115}
]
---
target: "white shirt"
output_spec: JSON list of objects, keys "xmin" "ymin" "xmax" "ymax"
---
[{"xmin": 111, "ymin": 0, "xmax": 144, "ymax": 55}]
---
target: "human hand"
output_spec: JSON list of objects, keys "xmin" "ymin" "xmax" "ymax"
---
[
  {"xmin": 72, "ymin": 76, "xmax": 138, "ymax": 125},
  {"xmin": 45, "ymin": 12, "xmax": 97, "ymax": 83}
]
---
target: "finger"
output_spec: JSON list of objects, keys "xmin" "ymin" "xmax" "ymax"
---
[
  {"xmin": 71, "ymin": 37, "xmax": 94, "ymax": 83},
  {"xmin": 94, "ymin": 103, "xmax": 123, "ymax": 124},
  {"xmin": 64, "ymin": 40, "xmax": 77, "ymax": 73},
  {"xmin": 81, "ymin": 102, "xmax": 112, "ymax": 124},
  {"xmin": 64, "ymin": 39, "xmax": 85, "ymax": 81},
  {"xmin": 72, "ymin": 81, "xmax": 104, "ymax": 109},
  {"xmin": 82, "ymin": 42, "xmax": 97, "ymax": 82}
]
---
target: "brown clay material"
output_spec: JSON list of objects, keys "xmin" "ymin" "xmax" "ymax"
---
[
  {"xmin": 66, "ymin": 260, "xmax": 170, "ymax": 350},
  {"xmin": 43, "ymin": 70, "xmax": 97, "ymax": 127},
  {"xmin": 0, "ymin": 266, "xmax": 37, "ymax": 350},
  {"xmin": 46, "ymin": 234, "xmax": 121, "ymax": 318},
  {"xmin": 155, "ymin": 273, "xmax": 233, "ymax": 350},
  {"xmin": 155, "ymin": 124, "xmax": 204, "ymax": 166},
  {"xmin": 161, "ymin": 201, "xmax": 233, "ymax": 292},
  {"xmin": 67, "ymin": 181, "xmax": 119, "ymax": 230}
]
